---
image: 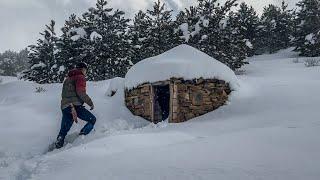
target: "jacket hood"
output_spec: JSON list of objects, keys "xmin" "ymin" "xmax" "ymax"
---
[{"xmin": 68, "ymin": 69, "xmax": 84, "ymax": 77}]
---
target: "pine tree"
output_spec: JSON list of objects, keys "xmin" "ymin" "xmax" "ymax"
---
[
  {"xmin": 0, "ymin": 49, "xmax": 29, "ymax": 76},
  {"xmin": 23, "ymin": 20, "xmax": 58, "ymax": 84},
  {"xmin": 145, "ymin": 0, "xmax": 180, "ymax": 58},
  {"xmin": 257, "ymin": 4, "xmax": 281, "ymax": 54},
  {"xmin": 256, "ymin": 1, "xmax": 294, "ymax": 54},
  {"xmin": 55, "ymin": 14, "xmax": 84, "ymax": 82},
  {"xmin": 175, "ymin": 6, "xmax": 202, "ymax": 45},
  {"xmin": 15, "ymin": 49, "xmax": 30, "ymax": 75},
  {"xmin": 129, "ymin": 0, "xmax": 181, "ymax": 65},
  {"xmin": 278, "ymin": 1, "xmax": 295, "ymax": 49},
  {"xmin": 81, "ymin": 0, "xmax": 131, "ymax": 80},
  {"xmin": 0, "ymin": 51, "xmax": 17, "ymax": 76},
  {"xmin": 227, "ymin": 2, "xmax": 260, "ymax": 56},
  {"xmin": 129, "ymin": 10, "xmax": 150, "ymax": 64},
  {"xmin": 294, "ymin": 0, "xmax": 320, "ymax": 57},
  {"xmin": 189, "ymin": 0, "xmax": 248, "ymax": 70}
]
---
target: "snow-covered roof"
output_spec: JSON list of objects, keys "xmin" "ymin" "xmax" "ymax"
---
[{"xmin": 124, "ymin": 44, "xmax": 239, "ymax": 90}]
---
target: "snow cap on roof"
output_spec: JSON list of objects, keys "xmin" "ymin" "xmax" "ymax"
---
[{"xmin": 124, "ymin": 44, "xmax": 239, "ymax": 90}]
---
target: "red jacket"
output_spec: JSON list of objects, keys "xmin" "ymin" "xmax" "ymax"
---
[
  {"xmin": 68, "ymin": 69, "xmax": 87, "ymax": 93},
  {"xmin": 61, "ymin": 69, "xmax": 93, "ymax": 109}
]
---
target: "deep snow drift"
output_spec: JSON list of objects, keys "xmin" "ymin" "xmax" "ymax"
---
[
  {"xmin": 1, "ymin": 49, "xmax": 320, "ymax": 180},
  {"xmin": 0, "ymin": 77, "xmax": 149, "ymax": 179}
]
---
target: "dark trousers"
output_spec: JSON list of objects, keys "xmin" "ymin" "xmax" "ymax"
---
[{"xmin": 58, "ymin": 105, "xmax": 96, "ymax": 139}]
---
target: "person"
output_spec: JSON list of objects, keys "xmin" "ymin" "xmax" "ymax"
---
[{"xmin": 55, "ymin": 62, "xmax": 96, "ymax": 149}]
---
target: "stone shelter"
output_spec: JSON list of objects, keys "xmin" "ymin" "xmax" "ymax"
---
[{"xmin": 124, "ymin": 45, "xmax": 239, "ymax": 124}]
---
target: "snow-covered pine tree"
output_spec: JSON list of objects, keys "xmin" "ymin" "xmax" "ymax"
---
[
  {"xmin": 190, "ymin": 0, "xmax": 248, "ymax": 70},
  {"xmin": 294, "ymin": 0, "xmax": 320, "ymax": 57},
  {"xmin": 227, "ymin": 2, "xmax": 260, "ymax": 56},
  {"xmin": 129, "ymin": 10, "xmax": 150, "ymax": 64},
  {"xmin": 77, "ymin": 8, "xmax": 95, "ymax": 80},
  {"xmin": 0, "ymin": 49, "xmax": 29, "ymax": 76},
  {"xmin": 256, "ymin": 1, "xmax": 294, "ymax": 54},
  {"xmin": 55, "ymin": 14, "xmax": 84, "ymax": 82},
  {"xmin": 16, "ymin": 49, "xmax": 30, "ymax": 74},
  {"xmin": 278, "ymin": 1, "xmax": 295, "ymax": 50},
  {"xmin": 81, "ymin": 0, "xmax": 131, "ymax": 80},
  {"xmin": 223, "ymin": 16, "xmax": 250, "ymax": 70},
  {"xmin": 175, "ymin": 6, "xmax": 202, "ymax": 45},
  {"xmin": 144, "ymin": 0, "xmax": 180, "ymax": 57},
  {"xmin": 256, "ymin": 4, "xmax": 281, "ymax": 54},
  {"xmin": 0, "ymin": 51, "xmax": 17, "ymax": 76},
  {"xmin": 23, "ymin": 20, "xmax": 58, "ymax": 84}
]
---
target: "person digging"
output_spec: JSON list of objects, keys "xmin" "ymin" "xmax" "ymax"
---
[{"xmin": 55, "ymin": 62, "xmax": 96, "ymax": 149}]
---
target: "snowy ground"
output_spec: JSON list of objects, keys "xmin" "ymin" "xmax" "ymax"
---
[{"xmin": 1, "ymin": 49, "xmax": 320, "ymax": 180}]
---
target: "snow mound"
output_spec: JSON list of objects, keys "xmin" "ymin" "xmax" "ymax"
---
[
  {"xmin": 124, "ymin": 44, "xmax": 239, "ymax": 90},
  {"xmin": 105, "ymin": 77, "xmax": 124, "ymax": 96}
]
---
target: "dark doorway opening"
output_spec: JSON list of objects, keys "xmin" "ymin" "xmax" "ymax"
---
[{"xmin": 153, "ymin": 85, "xmax": 170, "ymax": 123}]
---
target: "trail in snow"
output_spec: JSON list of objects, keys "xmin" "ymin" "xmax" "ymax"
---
[{"xmin": 1, "ymin": 49, "xmax": 320, "ymax": 180}]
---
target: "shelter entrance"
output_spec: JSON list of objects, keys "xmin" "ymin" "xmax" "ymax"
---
[{"xmin": 153, "ymin": 84, "xmax": 170, "ymax": 123}]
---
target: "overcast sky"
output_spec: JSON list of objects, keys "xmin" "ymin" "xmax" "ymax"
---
[{"xmin": 0, "ymin": 0, "xmax": 299, "ymax": 52}]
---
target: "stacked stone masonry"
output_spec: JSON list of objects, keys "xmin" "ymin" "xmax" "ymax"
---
[
  {"xmin": 125, "ymin": 84, "xmax": 152, "ymax": 121},
  {"xmin": 125, "ymin": 78, "xmax": 232, "ymax": 123},
  {"xmin": 172, "ymin": 78, "xmax": 231, "ymax": 123}
]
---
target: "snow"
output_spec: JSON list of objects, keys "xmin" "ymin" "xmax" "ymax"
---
[
  {"xmin": 179, "ymin": 23, "xmax": 190, "ymax": 42},
  {"xmin": 51, "ymin": 64, "xmax": 57, "ymax": 70},
  {"xmin": 70, "ymin": 35, "xmax": 81, "ymax": 41},
  {"xmin": 219, "ymin": 18, "xmax": 228, "ymax": 29},
  {"xmin": 105, "ymin": 77, "xmax": 124, "ymax": 96},
  {"xmin": 90, "ymin": 31, "xmax": 102, "ymax": 41},
  {"xmin": 53, "ymin": 49, "xmax": 60, "ymax": 55},
  {"xmin": 58, "ymin": 66, "xmax": 65, "ymax": 74},
  {"xmin": 31, "ymin": 62, "xmax": 46, "ymax": 69},
  {"xmin": 1, "ymin": 48, "xmax": 320, "ymax": 180},
  {"xmin": 305, "ymin": 33, "xmax": 315, "ymax": 44},
  {"xmin": 138, "ymin": 37, "xmax": 146, "ymax": 42},
  {"xmin": 68, "ymin": 27, "xmax": 87, "ymax": 41},
  {"xmin": 134, "ymin": 45, "xmax": 141, "ymax": 49},
  {"xmin": 124, "ymin": 44, "xmax": 239, "ymax": 90},
  {"xmin": 191, "ymin": 20, "xmax": 201, "ymax": 37},
  {"xmin": 0, "ymin": 76, "xmax": 18, "ymax": 84},
  {"xmin": 245, "ymin": 39, "xmax": 253, "ymax": 49},
  {"xmin": 0, "ymin": 78, "xmax": 148, "ymax": 180},
  {"xmin": 203, "ymin": 19, "xmax": 209, "ymax": 27},
  {"xmin": 201, "ymin": 34, "xmax": 208, "ymax": 40}
]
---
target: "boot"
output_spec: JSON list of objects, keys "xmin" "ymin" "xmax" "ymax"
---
[{"xmin": 55, "ymin": 136, "xmax": 65, "ymax": 149}]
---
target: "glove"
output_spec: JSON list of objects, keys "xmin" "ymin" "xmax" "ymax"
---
[
  {"xmin": 90, "ymin": 104, "xmax": 95, "ymax": 110},
  {"xmin": 70, "ymin": 105, "xmax": 78, "ymax": 123}
]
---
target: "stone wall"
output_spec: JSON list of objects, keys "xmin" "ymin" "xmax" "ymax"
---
[
  {"xmin": 171, "ymin": 78, "xmax": 231, "ymax": 123},
  {"xmin": 125, "ymin": 78, "xmax": 232, "ymax": 124},
  {"xmin": 125, "ymin": 84, "xmax": 152, "ymax": 121}
]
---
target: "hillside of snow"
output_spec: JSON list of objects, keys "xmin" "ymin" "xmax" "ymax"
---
[{"xmin": 1, "ymin": 49, "xmax": 320, "ymax": 180}]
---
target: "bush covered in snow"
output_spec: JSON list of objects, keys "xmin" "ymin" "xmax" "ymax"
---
[
  {"xmin": 304, "ymin": 58, "xmax": 320, "ymax": 67},
  {"xmin": 35, "ymin": 86, "xmax": 47, "ymax": 93},
  {"xmin": 292, "ymin": 58, "xmax": 300, "ymax": 63}
]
